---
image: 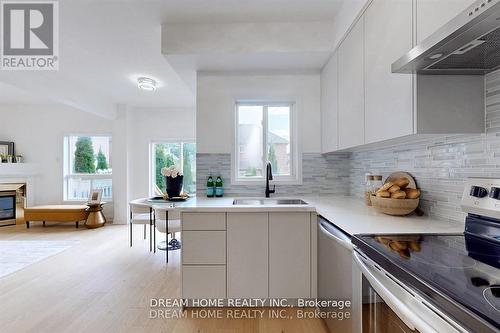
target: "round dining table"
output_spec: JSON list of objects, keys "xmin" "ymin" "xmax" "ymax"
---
[{"xmin": 129, "ymin": 197, "xmax": 192, "ymax": 262}]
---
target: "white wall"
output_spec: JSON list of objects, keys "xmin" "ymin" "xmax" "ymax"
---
[
  {"xmin": 0, "ymin": 104, "xmax": 115, "ymax": 216},
  {"xmin": 112, "ymin": 106, "xmax": 130, "ymax": 224},
  {"xmin": 0, "ymin": 104, "xmax": 196, "ymax": 224},
  {"xmin": 127, "ymin": 107, "xmax": 196, "ymax": 200},
  {"xmin": 196, "ymin": 73, "xmax": 321, "ymax": 154}
]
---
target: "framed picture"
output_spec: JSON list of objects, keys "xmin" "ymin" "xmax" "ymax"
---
[
  {"xmin": 0, "ymin": 141, "xmax": 14, "ymax": 156},
  {"xmin": 87, "ymin": 189, "xmax": 103, "ymax": 205}
]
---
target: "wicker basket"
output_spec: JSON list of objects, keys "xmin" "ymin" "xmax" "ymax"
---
[{"xmin": 370, "ymin": 196, "xmax": 419, "ymax": 216}]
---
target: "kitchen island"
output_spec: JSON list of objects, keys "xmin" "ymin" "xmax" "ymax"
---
[
  {"xmin": 177, "ymin": 195, "xmax": 464, "ymax": 235},
  {"xmin": 171, "ymin": 195, "xmax": 464, "ymax": 303}
]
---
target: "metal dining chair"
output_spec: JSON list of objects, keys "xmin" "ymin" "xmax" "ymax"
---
[
  {"xmin": 129, "ymin": 200, "xmax": 154, "ymax": 251},
  {"xmin": 153, "ymin": 205, "xmax": 181, "ymax": 263}
]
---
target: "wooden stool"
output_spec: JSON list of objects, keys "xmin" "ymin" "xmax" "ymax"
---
[{"xmin": 85, "ymin": 203, "xmax": 106, "ymax": 229}]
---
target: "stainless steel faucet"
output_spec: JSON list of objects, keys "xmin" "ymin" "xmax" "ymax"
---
[{"xmin": 265, "ymin": 162, "xmax": 275, "ymax": 198}]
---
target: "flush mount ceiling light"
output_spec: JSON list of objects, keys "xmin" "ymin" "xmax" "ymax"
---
[{"xmin": 137, "ymin": 77, "xmax": 157, "ymax": 91}]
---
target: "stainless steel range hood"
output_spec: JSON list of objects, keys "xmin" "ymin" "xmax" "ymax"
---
[{"xmin": 392, "ymin": 0, "xmax": 500, "ymax": 75}]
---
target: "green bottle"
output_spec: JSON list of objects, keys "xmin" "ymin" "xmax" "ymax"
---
[
  {"xmin": 215, "ymin": 176, "xmax": 224, "ymax": 197},
  {"xmin": 206, "ymin": 176, "xmax": 215, "ymax": 197}
]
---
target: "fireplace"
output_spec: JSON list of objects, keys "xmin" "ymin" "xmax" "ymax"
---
[
  {"xmin": 0, "ymin": 191, "xmax": 16, "ymax": 226},
  {"xmin": 0, "ymin": 183, "xmax": 26, "ymax": 227}
]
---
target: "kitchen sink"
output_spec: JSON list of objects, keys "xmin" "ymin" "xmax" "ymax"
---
[{"xmin": 232, "ymin": 198, "xmax": 308, "ymax": 205}]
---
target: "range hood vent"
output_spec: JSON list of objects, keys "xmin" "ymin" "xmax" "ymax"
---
[{"xmin": 392, "ymin": 0, "xmax": 500, "ymax": 75}]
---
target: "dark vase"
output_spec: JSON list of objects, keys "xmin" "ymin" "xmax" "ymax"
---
[{"xmin": 165, "ymin": 175, "xmax": 183, "ymax": 198}]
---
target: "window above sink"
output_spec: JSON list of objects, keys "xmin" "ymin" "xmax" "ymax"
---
[{"xmin": 233, "ymin": 101, "xmax": 301, "ymax": 185}]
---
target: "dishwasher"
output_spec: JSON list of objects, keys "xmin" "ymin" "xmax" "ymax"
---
[{"xmin": 317, "ymin": 216, "xmax": 354, "ymax": 333}]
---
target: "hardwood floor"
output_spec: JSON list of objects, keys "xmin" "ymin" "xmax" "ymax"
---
[{"xmin": 0, "ymin": 224, "xmax": 329, "ymax": 333}]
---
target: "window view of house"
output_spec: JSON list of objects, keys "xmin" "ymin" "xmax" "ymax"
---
[
  {"xmin": 267, "ymin": 106, "xmax": 291, "ymax": 176},
  {"xmin": 64, "ymin": 135, "xmax": 112, "ymax": 201},
  {"xmin": 151, "ymin": 142, "xmax": 196, "ymax": 195},
  {"xmin": 237, "ymin": 103, "xmax": 293, "ymax": 180}
]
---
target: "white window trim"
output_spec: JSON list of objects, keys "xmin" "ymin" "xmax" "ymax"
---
[
  {"xmin": 232, "ymin": 100, "xmax": 302, "ymax": 186},
  {"xmin": 63, "ymin": 134, "xmax": 113, "ymax": 202},
  {"xmin": 149, "ymin": 139, "xmax": 196, "ymax": 197}
]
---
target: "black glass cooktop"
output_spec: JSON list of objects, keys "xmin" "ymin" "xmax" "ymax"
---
[{"xmin": 352, "ymin": 232, "xmax": 500, "ymax": 332}]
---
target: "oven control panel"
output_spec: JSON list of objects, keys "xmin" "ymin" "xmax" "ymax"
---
[{"xmin": 461, "ymin": 178, "xmax": 500, "ymax": 219}]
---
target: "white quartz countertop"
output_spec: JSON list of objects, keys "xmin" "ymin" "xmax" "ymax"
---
[
  {"xmin": 176, "ymin": 197, "xmax": 316, "ymax": 212},
  {"xmin": 172, "ymin": 195, "xmax": 464, "ymax": 236},
  {"xmin": 302, "ymin": 195, "xmax": 464, "ymax": 235}
]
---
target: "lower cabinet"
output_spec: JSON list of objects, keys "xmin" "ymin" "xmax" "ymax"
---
[
  {"xmin": 182, "ymin": 211, "xmax": 314, "ymax": 301},
  {"xmin": 227, "ymin": 212, "xmax": 311, "ymax": 299},
  {"xmin": 181, "ymin": 212, "xmax": 227, "ymax": 301},
  {"xmin": 227, "ymin": 212, "xmax": 268, "ymax": 298},
  {"xmin": 182, "ymin": 265, "xmax": 226, "ymax": 299},
  {"xmin": 269, "ymin": 212, "xmax": 311, "ymax": 298},
  {"xmin": 182, "ymin": 231, "xmax": 226, "ymax": 265}
]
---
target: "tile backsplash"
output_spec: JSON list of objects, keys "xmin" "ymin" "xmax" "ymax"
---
[
  {"xmin": 349, "ymin": 134, "xmax": 499, "ymax": 222},
  {"xmin": 196, "ymin": 70, "xmax": 500, "ymax": 223},
  {"xmin": 196, "ymin": 153, "xmax": 351, "ymax": 197}
]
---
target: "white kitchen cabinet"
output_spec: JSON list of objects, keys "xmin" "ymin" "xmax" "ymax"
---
[
  {"xmin": 182, "ymin": 212, "xmax": 226, "ymax": 230},
  {"xmin": 364, "ymin": 0, "xmax": 413, "ymax": 144},
  {"xmin": 416, "ymin": 0, "xmax": 476, "ymax": 44},
  {"xmin": 321, "ymin": 51, "xmax": 339, "ymax": 153},
  {"xmin": 269, "ymin": 212, "xmax": 311, "ymax": 298},
  {"xmin": 320, "ymin": 0, "xmax": 484, "ymax": 152},
  {"xmin": 182, "ymin": 265, "xmax": 226, "ymax": 299},
  {"xmin": 181, "ymin": 212, "xmax": 227, "ymax": 301},
  {"xmin": 227, "ymin": 212, "xmax": 269, "ymax": 298},
  {"xmin": 338, "ymin": 17, "xmax": 364, "ymax": 149},
  {"xmin": 182, "ymin": 231, "xmax": 226, "ymax": 265}
]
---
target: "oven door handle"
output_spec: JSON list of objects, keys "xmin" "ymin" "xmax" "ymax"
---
[
  {"xmin": 318, "ymin": 219, "xmax": 353, "ymax": 251},
  {"xmin": 353, "ymin": 252, "xmax": 438, "ymax": 333}
]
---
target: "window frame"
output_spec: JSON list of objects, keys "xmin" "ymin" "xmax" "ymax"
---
[
  {"xmin": 232, "ymin": 100, "xmax": 301, "ymax": 185},
  {"xmin": 63, "ymin": 134, "xmax": 113, "ymax": 202},
  {"xmin": 149, "ymin": 139, "xmax": 196, "ymax": 197}
]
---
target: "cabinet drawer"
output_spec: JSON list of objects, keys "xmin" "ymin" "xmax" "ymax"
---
[
  {"xmin": 182, "ymin": 265, "xmax": 226, "ymax": 299},
  {"xmin": 182, "ymin": 231, "xmax": 226, "ymax": 264},
  {"xmin": 182, "ymin": 212, "xmax": 226, "ymax": 230}
]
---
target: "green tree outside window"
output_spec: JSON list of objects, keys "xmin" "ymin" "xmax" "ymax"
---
[
  {"xmin": 183, "ymin": 143, "xmax": 195, "ymax": 193},
  {"xmin": 74, "ymin": 137, "xmax": 95, "ymax": 173},
  {"xmin": 96, "ymin": 147, "xmax": 108, "ymax": 171},
  {"xmin": 155, "ymin": 144, "xmax": 175, "ymax": 192}
]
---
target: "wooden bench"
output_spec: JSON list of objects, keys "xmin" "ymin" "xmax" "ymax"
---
[{"xmin": 24, "ymin": 205, "xmax": 89, "ymax": 229}]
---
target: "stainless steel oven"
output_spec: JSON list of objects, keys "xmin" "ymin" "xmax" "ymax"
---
[
  {"xmin": 352, "ymin": 250, "xmax": 468, "ymax": 333},
  {"xmin": 0, "ymin": 191, "xmax": 16, "ymax": 227}
]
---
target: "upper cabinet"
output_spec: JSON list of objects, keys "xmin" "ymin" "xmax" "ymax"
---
[
  {"xmin": 338, "ymin": 18, "xmax": 365, "ymax": 149},
  {"xmin": 320, "ymin": 0, "xmax": 484, "ymax": 153},
  {"xmin": 321, "ymin": 51, "xmax": 339, "ymax": 153},
  {"xmin": 416, "ymin": 0, "xmax": 477, "ymax": 44},
  {"xmin": 364, "ymin": 0, "xmax": 413, "ymax": 144}
]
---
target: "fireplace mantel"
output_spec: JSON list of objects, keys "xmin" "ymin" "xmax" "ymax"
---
[
  {"xmin": 0, "ymin": 163, "xmax": 38, "ymax": 206},
  {"xmin": 0, "ymin": 163, "xmax": 38, "ymax": 177}
]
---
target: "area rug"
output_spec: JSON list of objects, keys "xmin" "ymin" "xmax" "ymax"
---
[{"xmin": 0, "ymin": 240, "xmax": 79, "ymax": 278}]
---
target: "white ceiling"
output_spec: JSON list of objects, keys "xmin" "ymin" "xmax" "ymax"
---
[
  {"xmin": 0, "ymin": 82, "xmax": 53, "ymax": 104},
  {"xmin": 135, "ymin": 0, "xmax": 344, "ymax": 23},
  {"xmin": 0, "ymin": 0, "xmax": 346, "ymax": 113}
]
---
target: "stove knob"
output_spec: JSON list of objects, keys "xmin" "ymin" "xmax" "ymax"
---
[
  {"xmin": 470, "ymin": 186, "xmax": 488, "ymax": 198},
  {"xmin": 489, "ymin": 187, "xmax": 500, "ymax": 200}
]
